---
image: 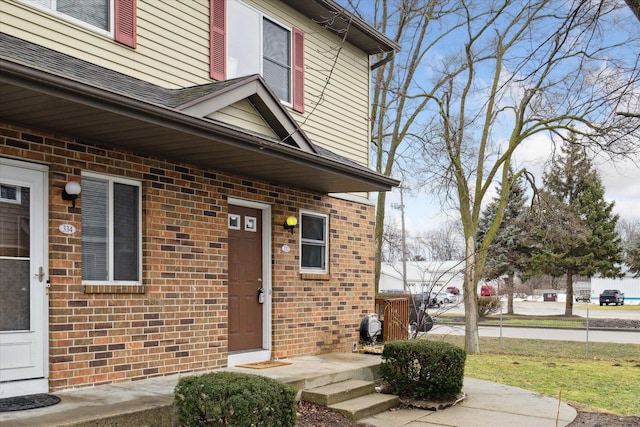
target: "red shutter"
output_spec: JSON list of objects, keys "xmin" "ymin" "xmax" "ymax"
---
[
  {"xmin": 114, "ymin": 0, "xmax": 137, "ymax": 48},
  {"xmin": 292, "ymin": 28, "xmax": 305, "ymax": 113},
  {"xmin": 210, "ymin": 0, "xmax": 226, "ymax": 80}
]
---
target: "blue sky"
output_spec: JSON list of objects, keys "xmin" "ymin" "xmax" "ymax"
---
[{"xmin": 341, "ymin": 1, "xmax": 640, "ymax": 236}]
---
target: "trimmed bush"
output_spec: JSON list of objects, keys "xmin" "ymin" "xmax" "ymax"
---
[
  {"xmin": 380, "ymin": 340, "xmax": 466, "ymax": 400},
  {"xmin": 174, "ymin": 371, "xmax": 297, "ymax": 426},
  {"xmin": 477, "ymin": 296, "xmax": 501, "ymax": 317}
]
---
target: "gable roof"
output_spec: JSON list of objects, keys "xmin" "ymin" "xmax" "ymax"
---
[
  {"xmin": 176, "ymin": 74, "xmax": 316, "ymax": 153},
  {"xmin": 0, "ymin": 33, "xmax": 399, "ymax": 193}
]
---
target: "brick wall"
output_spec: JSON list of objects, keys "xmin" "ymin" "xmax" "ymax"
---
[{"xmin": 0, "ymin": 122, "xmax": 376, "ymax": 391}]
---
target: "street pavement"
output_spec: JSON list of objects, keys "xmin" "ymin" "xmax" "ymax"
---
[
  {"xmin": 431, "ymin": 324, "xmax": 640, "ymax": 343},
  {"xmin": 442, "ymin": 299, "xmax": 639, "ymax": 319},
  {"xmin": 429, "ymin": 299, "xmax": 639, "ymax": 344}
]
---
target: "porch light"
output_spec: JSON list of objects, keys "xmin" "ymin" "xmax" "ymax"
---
[
  {"xmin": 62, "ymin": 180, "xmax": 81, "ymax": 208},
  {"xmin": 284, "ymin": 215, "xmax": 298, "ymax": 233}
]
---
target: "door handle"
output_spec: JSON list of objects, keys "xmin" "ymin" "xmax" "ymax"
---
[{"xmin": 35, "ymin": 266, "xmax": 45, "ymax": 283}]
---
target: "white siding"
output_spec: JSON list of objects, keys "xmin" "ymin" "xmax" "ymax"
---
[{"xmin": 591, "ymin": 275, "xmax": 640, "ymax": 305}]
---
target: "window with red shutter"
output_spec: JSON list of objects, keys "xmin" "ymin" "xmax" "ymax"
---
[
  {"xmin": 210, "ymin": 0, "xmax": 226, "ymax": 80},
  {"xmin": 115, "ymin": 0, "xmax": 137, "ymax": 48},
  {"xmin": 292, "ymin": 28, "xmax": 305, "ymax": 113},
  {"xmin": 19, "ymin": 1, "xmax": 136, "ymax": 48},
  {"xmin": 221, "ymin": 0, "xmax": 304, "ymax": 111}
]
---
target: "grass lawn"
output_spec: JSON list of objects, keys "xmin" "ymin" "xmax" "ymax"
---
[
  {"xmin": 587, "ymin": 304, "xmax": 640, "ymax": 311},
  {"xmin": 427, "ymin": 335, "xmax": 640, "ymax": 416}
]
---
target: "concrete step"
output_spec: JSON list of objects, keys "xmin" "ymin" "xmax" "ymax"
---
[
  {"xmin": 329, "ymin": 393, "xmax": 399, "ymax": 421},
  {"xmin": 301, "ymin": 379, "xmax": 375, "ymax": 406}
]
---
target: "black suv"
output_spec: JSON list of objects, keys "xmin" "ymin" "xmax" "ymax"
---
[{"xmin": 599, "ymin": 289, "xmax": 624, "ymax": 306}]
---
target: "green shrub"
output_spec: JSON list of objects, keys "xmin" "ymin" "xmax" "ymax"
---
[
  {"xmin": 380, "ymin": 340, "xmax": 466, "ymax": 400},
  {"xmin": 477, "ymin": 296, "xmax": 501, "ymax": 317},
  {"xmin": 174, "ymin": 371, "xmax": 297, "ymax": 426}
]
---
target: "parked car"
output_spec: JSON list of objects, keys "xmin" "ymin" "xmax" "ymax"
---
[
  {"xmin": 480, "ymin": 284, "xmax": 496, "ymax": 296},
  {"xmin": 443, "ymin": 292, "xmax": 458, "ymax": 304},
  {"xmin": 446, "ymin": 286, "xmax": 460, "ymax": 295},
  {"xmin": 413, "ymin": 291, "xmax": 443, "ymax": 308},
  {"xmin": 599, "ymin": 289, "xmax": 624, "ymax": 306},
  {"xmin": 575, "ymin": 291, "xmax": 590, "ymax": 302}
]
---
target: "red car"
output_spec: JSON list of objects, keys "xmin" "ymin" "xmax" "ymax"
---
[
  {"xmin": 446, "ymin": 286, "xmax": 460, "ymax": 295},
  {"xmin": 480, "ymin": 284, "xmax": 496, "ymax": 296}
]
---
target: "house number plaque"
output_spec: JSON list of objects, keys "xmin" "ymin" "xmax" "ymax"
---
[{"xmin": 59, "ymin": 224, "xmax": 77, "ymax": 235}]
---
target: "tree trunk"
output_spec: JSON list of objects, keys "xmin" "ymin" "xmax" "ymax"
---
[
  {"xmin": 506, "ymin": 272, "xmax": 514, "ymax": 315},
  {"xmin": 463, "ymin": 236, "xmax": 480, "ymax": 354},
  {"xmin": 374, "ymin": 193, "xmax": 387, "ymax": 295},
  {"xmin": 564, "ymin": 271, "xmax": 574, "ymax": 316}
]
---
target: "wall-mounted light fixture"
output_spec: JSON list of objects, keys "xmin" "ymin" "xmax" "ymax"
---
[
  {"xmin": 62, "ymin": 181, "xmax": 81, "ymax": 208},
  {"xmin": 283, "ymin": 215, "xmax": 298, "ymax": 233}
]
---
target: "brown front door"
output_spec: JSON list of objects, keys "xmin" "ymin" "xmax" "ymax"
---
[{"xmin": 228, "ymin": 205, "xmax": 263, "ymax": 352}]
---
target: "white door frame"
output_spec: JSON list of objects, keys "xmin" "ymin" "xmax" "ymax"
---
[
  {"xmin": 0, "ymin": 158, "xmax": 49, "ymax": 398},
  {"xmin": 227, "ymin": 197, "xmax": 272, "ymax": 366}
]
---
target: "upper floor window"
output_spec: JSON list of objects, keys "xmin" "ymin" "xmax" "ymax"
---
[
  {"xmin": 20, "ymin": 0, "xmax": 137, "ymax": 48},
  {"xmin": 24, "ymin": 0, "xmax": 111, "ymax": 32},
  {"xmin": 210, "ymin": 0, "xmax": 305, "ymax": 112},
  {"xmin": 300, "ymin": 211, "xmax": 328, "ymax": 272},
  {"xmin": 227, "ymin": 2, "xmax": 290, "ymax": 102},
  {"xmin": 81, "ymin": 173, "xmax": 141, "ymax": 284}
]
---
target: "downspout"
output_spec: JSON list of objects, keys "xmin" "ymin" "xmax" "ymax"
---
[{"xmin": 371, "ymin": 51, "xmax": 394, "ymax": 70}]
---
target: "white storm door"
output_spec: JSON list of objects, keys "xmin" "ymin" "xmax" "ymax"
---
[{"xmin": 0, "ymin": 160, "xmax": 48, "ymax": 396}]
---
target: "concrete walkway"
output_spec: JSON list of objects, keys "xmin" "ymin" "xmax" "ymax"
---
[{"xmin": 0, "ymin": 353, "xmax": 576, "ymax": 427}]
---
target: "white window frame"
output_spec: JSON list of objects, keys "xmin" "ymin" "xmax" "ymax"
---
[
  {"xmin": 227, "ymin": 0, "xmax": 293, "ymax": 105},
  {"xmin": 300, "ymin": 210, "xmax": 329, "ymax": 273},
  {"xmin": 0, "ymin": 184, "xmax": 21, "ymax": 204},
  {"xmin": 81, "ymin": 172, "xmax": 142, "ymax": 285},
  {"xmin": 19, "ymin": 0, "xmax": 114, "ymax": 37}
]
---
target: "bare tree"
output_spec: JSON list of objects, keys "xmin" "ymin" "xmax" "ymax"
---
[
  {"xmin": 381, "ymin": 217, "xmax": 403, "ymax": 262},
  {"xmin": 345, "ymin": 0, "xmax": 469, "ymax": 293},
  {"xmin": 346, "ymin": 0, "xmax": 640, "ymax": 353},
  {"xmin": 415, "ymin": 0, "xmax": 640, "ymax": 353},
  {"xmin": 617, "ymin": 217, "xmax": 640, "ymax": 252},
  {"xmin": 415, "ymin": 220, "xmax": 465, "ymax": 261}
]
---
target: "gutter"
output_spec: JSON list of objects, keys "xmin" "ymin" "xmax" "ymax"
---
[
  {"xmin": 371, "ymin": 51, "xmax": 394, "ymax": 70},
  {"xmin": 1, "ymin": 58, "xmax": 400, "ymax": 190}
]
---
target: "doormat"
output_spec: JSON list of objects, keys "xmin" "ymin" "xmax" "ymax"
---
[
  {"xmin": 0, "ymin": 393, "xmax": 61, "ymax": 412},
  {"xmin": 236, "ymin": 361, "xmax": 292, "ymax": 369}
]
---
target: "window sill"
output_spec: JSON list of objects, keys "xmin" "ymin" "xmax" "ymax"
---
[
  {"xmin": 83, "ymin": 284, "xmax": 145, "ymax": 294},
  {"xmin": 300, "ymin": 273, "xmax": 331, "ymax": 281}
]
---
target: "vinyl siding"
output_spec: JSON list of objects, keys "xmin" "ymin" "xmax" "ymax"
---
[
  {"xmin": 242, "ymin": 0, "xmax": 371, "ymax": 166},
  {"xmin": 208, "ymin": 100, "xmax": 279, "ymax": 138},
  {"xmin": 1, "ymin": 0, "xmax": 211, "ymax": 86},
  {"xmin": 1, "ymin": 0, "xmax": 371, "ymax": 166}
]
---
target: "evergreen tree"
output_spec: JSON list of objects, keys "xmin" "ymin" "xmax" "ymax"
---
[
  {"xmin": 628, "ymin": 240, "xmax": 640, "ymax": 277},
  {"xmin": 477, "ymin": 169, "xmax": 532, "ymax": 314},
  {"xmin": 530, "ymin": 139, "xmax": 623, "ymax": 315}
]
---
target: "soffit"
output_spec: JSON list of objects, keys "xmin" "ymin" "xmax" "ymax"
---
[
  {"xmin": 280, "ymin": 0, "xmax": 400, "ymax": 55},
  {"xmin": 0, "ymin": 34, "xmax": 398, "ymax": 193}
]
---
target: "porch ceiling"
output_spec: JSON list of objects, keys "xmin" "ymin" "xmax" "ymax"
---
[{"xmin": 0, "ymin": 59, "xmax": 398, "ymax": 194}]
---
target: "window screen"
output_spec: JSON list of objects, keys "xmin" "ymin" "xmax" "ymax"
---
[
  {"xmin": 57, "ymin": 0, "xmax": 109, "ymax": 30},
  {"xmin": 301, "ymin": 213, "xmax": 327, "ymax": 271},
  {"xmin": 82, "ymin": 175, "xmax": 140, "ymax": 283},
  {"xmin": 263, "ymin": 18, "xmax": 291, "ymax": 102}
]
